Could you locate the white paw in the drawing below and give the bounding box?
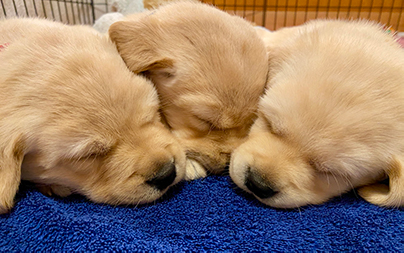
[184,159,207,181]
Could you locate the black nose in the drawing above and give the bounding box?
[245,169,278,199]
[146,161,177,191]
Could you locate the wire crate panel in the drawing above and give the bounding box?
[203,0,404,31]
[0,0,109,24]
[2,0,403,29]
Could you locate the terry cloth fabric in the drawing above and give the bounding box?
[0,175,403,251]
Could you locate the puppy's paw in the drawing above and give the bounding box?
[185,159,207,180]
[0,201,12,215]
[358,184,391,206]
[358,156,404,207]
[37,184,73,197]
[0,135,25,214]
[0,187,17,214]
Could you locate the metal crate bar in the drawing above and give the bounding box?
[203,0,404,31]
[0,0,107,24]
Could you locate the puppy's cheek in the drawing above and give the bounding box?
[262,176,337,209]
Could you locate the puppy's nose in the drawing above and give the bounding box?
[245,169,278,199]
[147,161,177,191]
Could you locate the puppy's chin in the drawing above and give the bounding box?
[230,150,332,208]
[168,116,251,176]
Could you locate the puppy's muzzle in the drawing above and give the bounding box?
[245,169,278,199]
[146,161,177,191]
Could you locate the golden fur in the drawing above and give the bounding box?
[0,18,186,214]
[230,20,404,208]
[108,1,269,179]
[143,0,183,9]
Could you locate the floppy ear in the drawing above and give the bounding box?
[66,138,114,160]
[108,17,175,82]
[0,135,25,214]
[257,99,287,137]
[358,156,404,207]
[257,26,298,73]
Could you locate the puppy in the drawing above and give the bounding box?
[0,18,186,214]
[230,20,404,208]
[108,1,269,179]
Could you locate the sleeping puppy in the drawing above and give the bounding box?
[108,1,269,179]
[0,18,186,214]
[230,20,404,208]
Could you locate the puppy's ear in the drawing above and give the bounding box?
[258,99,286,137]
[358,156,404,207]
[258,26,297,71]
[66,137,114,160]
[108,18,175,81]
[0,135,25,214]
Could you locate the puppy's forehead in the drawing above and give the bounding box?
[138,2,269,89]
[151,2,266,51]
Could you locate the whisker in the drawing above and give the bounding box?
[340,173,358,198]
[134,199,142,209]
[329,171,343,198]
[326,171,331,187]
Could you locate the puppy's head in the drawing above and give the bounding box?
[22,68,186,206]
[230,20,404,208]
[230,94,389,208]
[109,1,268,174]
[0,27,187,212]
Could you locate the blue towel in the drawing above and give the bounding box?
[1,175,403,251]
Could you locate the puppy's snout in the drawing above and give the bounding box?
[146,161,177,191]
[245,169,278,199]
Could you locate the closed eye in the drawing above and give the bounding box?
[193,115,217,132]
[78,145,113,161]
[79,149,111,161]
[79,152,102,160]
[263,116,283,137]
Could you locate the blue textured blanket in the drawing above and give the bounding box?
[1,175,403,251]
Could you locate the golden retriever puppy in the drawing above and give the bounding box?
[108,1,269,179]
[230,20,404,208]
[0,18,186,214]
